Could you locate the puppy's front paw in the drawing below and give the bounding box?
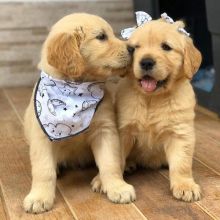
[91,175,136,203]
[105,181,136,204]
[23,191,55,214]
[171,179,201,202]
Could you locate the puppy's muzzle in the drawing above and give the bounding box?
[140,58,156,72]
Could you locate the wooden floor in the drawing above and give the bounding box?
[0,87,220,220]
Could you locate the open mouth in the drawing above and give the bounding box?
[139,75,168,92]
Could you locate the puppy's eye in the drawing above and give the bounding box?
[161,43,172,51]
[96,33,107,41]
[127,45,135,54]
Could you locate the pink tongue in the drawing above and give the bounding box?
[140,78,157,92]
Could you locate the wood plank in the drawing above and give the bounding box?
[194,110,220,173]
[3,87,33,119]
[196,105,219,120]
[126,169,212,220]
[57,168,145,220]
[0,72,38,88]
[0,192,7,220]
[195,111,220,143]
[160,160,220,219]
[195,129,220,174]
[0,89,74,220]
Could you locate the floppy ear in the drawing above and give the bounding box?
[183,39,202,79]
[47,32,85,78]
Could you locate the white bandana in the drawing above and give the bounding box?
[34,71,104,141]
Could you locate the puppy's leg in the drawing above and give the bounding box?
[119,127,136,172]
[23,138,57,213]
[91,127,136,192]
[165,131,201,202]
[89,94,136,203]
[91,127,136,203]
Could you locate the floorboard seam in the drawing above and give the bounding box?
[195,202,219,220]
[158,171,218,220]
[0,180,10,220]
[196,127,220,144]
[56,183,79,220]
[2,89,23,125]
[131,203,149,220]
[194,157,220,176]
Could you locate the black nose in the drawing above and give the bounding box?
[140,58,156,71]
[127,45,135,54]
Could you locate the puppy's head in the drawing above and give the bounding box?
[128,19,202,95]
[39,13,131,81]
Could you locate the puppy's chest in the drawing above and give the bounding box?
[132,106,170,132]
[130,107,172,148]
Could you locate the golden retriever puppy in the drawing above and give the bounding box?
[23,13,135,214]
[116,19,202,202]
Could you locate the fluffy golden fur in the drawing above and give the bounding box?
[23,13,135,214]
[116,19,202,202]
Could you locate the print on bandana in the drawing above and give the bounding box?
[34,71,104,141]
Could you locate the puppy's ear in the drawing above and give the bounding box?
[47,32,85,78]
[174,20,185,28]
[183,39,202,79]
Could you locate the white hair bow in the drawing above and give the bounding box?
[121,11,152,39]
[161,12,190,36]
[121,11,190,39]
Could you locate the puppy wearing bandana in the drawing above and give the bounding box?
[23,13,135,214]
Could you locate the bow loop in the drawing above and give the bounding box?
[121,27,136,40]
[161,13,174,24]
[178,27,190,36]
[121,11,152,39]
[135,11,152,26]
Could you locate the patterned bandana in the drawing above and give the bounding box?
[34,71,104,141]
